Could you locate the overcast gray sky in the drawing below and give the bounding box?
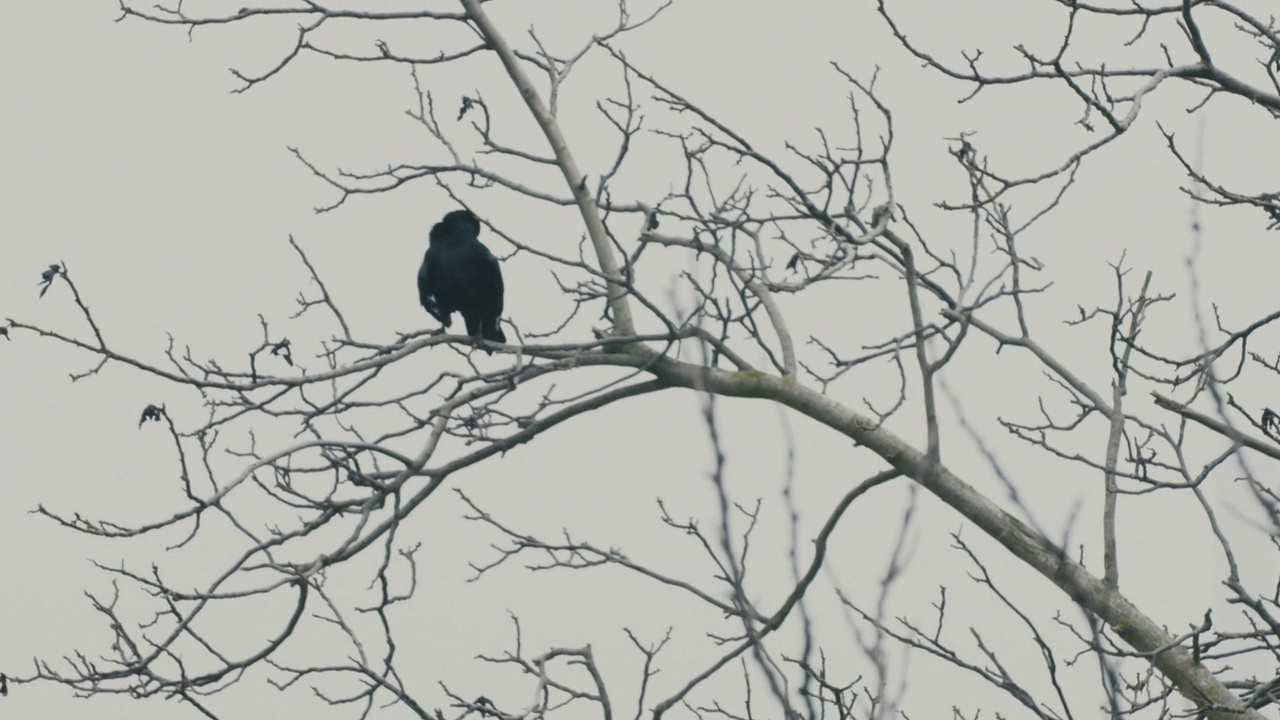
[4,2,1280,719]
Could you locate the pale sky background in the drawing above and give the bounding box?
[3,2,1280,719]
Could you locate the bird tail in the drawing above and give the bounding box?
[482,318,506,344]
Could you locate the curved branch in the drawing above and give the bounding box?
[641,352,1263,720]
[460,0,636,335]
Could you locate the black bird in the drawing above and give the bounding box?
[417,209,506,352]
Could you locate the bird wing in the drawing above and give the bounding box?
[477,244,504,316]
[417,251,446,323]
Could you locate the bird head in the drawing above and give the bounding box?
[431,209,481,244]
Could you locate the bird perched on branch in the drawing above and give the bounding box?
[417,209,507,352]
